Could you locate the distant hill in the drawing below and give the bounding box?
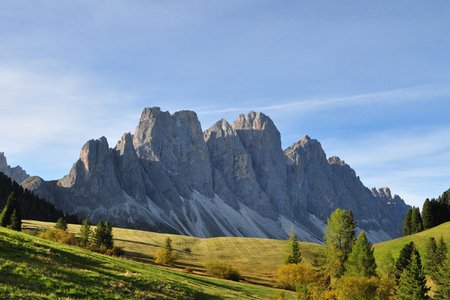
[373,221,450,262]
[0,226,293,299]
[0,172,76,223]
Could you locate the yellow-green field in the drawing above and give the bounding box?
[23,220,450,288]
[23,220,321,286]
[0,226,296,299]
[373,221,450,262]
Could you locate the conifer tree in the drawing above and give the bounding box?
[434,255,450,300]
[285,228,302,264]
[9,209,21,231]
[403,209,412,236]
[378,251,396,278]
[344,231,377,277]
[395,241,417,282]
[424,237,439,280]
[94,220,113,249]
[324,208,356,278]
[437,236,447,265]
[0,192,21,231]
[55,217,68,231]
[422,199,432,229]
[397,252,429,300]
[79,219,92,247]
[411,207,423,233]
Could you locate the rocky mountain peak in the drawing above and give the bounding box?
[80,137,110,173]
[285,135,327,165]
[328,156,347,166]
[0,152,30,184]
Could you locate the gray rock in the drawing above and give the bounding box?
[22,107,410,242]
[0,152,30,183]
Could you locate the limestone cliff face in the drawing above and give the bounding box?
[0,152,29,184]
[22,107,410,242]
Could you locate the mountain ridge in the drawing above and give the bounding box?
[22,107,410,242]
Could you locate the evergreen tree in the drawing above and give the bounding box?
[55,217,68,231]
[9,209,21,231]
[403,209,412,236]
[395,241,417,283]
[411,207,423,233]
[434,255,450,300]
[344,231,377,277]
[94,220,113,249]
[397,252,430,300]
[424,237,439,280]
[79,219,92,247]
[0,192,21,231]
[165,237,173,252]
[421,199,433,229]
[437,236,447,265]
[285,228,302,264]
[324,208,356,278]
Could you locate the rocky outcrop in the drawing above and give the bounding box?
[22,107,410,242]
[0,152,29,184]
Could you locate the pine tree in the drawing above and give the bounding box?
[403,209,412,236]
[397,252,430,300]
[94,220,113,249]
[437,236,447,265]
[344,231,377,277]
[79,219,92,247]
[395,241,417,283]
[0,192,21,231]
[324,208,356,278]
[9,209,21,231]
[285,228,302,264]
[422,199,432,229]
[55,217,68,231]
[434,255,450,300]
[424,237,439,280]
[411,207,423,233]
[165,237,173,252]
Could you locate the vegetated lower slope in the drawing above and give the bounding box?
[0,226,294,299]
[373,221,450,262]
[24,220,321,286]
[0,172,76,223]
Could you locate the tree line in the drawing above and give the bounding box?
[277,208,449,299]
[0,172,77,223]
[403,188,450,236]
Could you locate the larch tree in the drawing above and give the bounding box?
[79,219,92,247]
[324,208,356,278]
[55,217,68,231]
[344,231,377,277]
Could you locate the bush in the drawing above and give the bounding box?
[335,276,379,300]
[155,248,177,265]
[276,263,320,291]
[205,261,240,281]
[38,228,78,245]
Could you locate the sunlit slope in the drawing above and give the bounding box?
[373,222,450,261]
[0,226,295,299]
[24,220,322,285]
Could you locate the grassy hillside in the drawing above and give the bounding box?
[0,226,295,299]
[373,221,450,262]
[23,220,321,286]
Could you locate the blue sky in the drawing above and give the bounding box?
[0,1,449,207]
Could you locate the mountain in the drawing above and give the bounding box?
[0,152,29,184]
[22,107,410,242]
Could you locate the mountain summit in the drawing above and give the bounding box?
[22,107,409,242]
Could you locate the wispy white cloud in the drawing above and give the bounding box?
[0,64,139,178]
[196,84,450,116]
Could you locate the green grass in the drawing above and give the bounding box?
[23,220,322,286]
[0,226,295,299]
[373,222,450,262]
